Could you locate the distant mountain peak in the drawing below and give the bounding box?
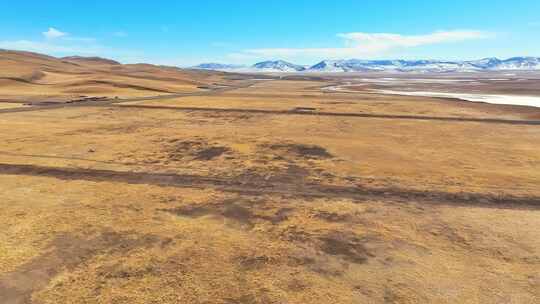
[193,56,540,73]
[308,57,540,72]
[61,56,121,65]
[192,63,246,70]
[252,60,306,72]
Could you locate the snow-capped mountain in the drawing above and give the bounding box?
[252,60,306,72]
[192,60,305,72]
[466,58,502,69]
[308,57,540,72]
[192,63,247,70]
[397,60,476,72]
[193,57,540,73]
[309,60,358,72]
[494,57,540,70]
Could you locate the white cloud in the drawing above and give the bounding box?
[0,28,155,65]
[42,27,95,42]
[0,40,104,54]
[232,30,492,61]
[43,27,67,39]
[0,28,105,56]
[338,30,490,50]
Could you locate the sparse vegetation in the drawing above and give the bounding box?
[0,50,539,304]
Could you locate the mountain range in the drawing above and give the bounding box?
[193,57,540,73]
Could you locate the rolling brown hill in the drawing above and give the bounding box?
[0,49,232,103]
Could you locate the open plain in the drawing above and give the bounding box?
[0,50,539,303]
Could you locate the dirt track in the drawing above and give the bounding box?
[3,79,539,125]
[111,104,540,125]
[0,163,538,209]
[0,82,255,114]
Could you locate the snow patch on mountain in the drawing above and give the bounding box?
[194,57,540,73]
[252,60,306,72]
[307,57,540,72]
[192,63,247,70]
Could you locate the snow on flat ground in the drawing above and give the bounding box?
[375,90,540,108]
[359,78,474,84]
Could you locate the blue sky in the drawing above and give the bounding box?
[1,1,539,66]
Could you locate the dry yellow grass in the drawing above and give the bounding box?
[0,51,539,304]
[0,103,26,110]
[0,50,237,102]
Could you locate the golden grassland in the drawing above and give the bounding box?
[0,50,539,303]
[0,49,234,102]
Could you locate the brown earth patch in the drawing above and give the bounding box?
[257,207,294,224]
[0,231,168,304]
[236,255,277,270]
[222,204,254,224]
[292,107,317,111]
[222,294,261,304]
[195,146,230,161]
[318,232,375,264]
[187,111,260,124]
[314,210,354,222]
[286,278,309,292]
[159,197,292,227]
[278,227,377,269]
[160,205,211,218]
[266,143,333,159]
[166,138,231,161]
[283,244,348,277]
